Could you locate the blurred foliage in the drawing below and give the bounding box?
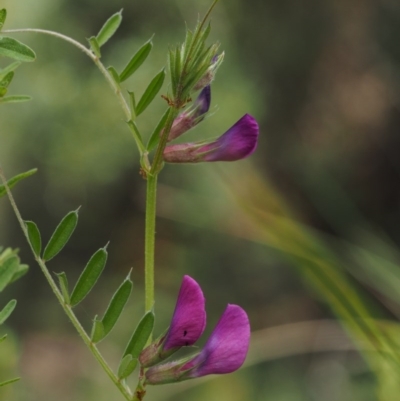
[3,0,400,400]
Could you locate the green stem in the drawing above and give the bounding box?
[2,28,135,138]
[0,168,133,401]
[144,174,157,312]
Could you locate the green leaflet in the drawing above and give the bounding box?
[117,354,138,379]
[0,168,37,199]
[0,299,16,325]
[123,311,154,358]
[119,38,153,82]
[91,278,133,343]
[96,10,122,47]
[70,247,108,306]
[135,69,165,116]
[0,36,36,62]
[43,208,79,261]
[25,221,41,257]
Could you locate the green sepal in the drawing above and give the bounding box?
[117,354,138,379]
[0,299,16,325]
[0,168,37,199]
[96,10,122,47]
[24,220,41,257]
[147,108,170,152]
[56,272,70,304]
[91,316,105,343]
[92,277,133,343]
[0,256,18,292]
[0,95,31,104]
[0,9,6,31]
[0,377,20,387]
[88,36,101,58]
[119,38,153,82]
[70,246,108,307]
[123,310,154,358]
[135,69,165,116]
[42,208,80,262]
[0,71,14,88]
[0,36,36,62]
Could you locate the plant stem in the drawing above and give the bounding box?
[0,168,133,400]
[2,29,134,139]
[144,173,157,312]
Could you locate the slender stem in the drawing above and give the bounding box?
[0,168,133,401]
[144,174,158,312]
[2,28,132,123]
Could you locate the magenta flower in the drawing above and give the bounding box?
[145,304,250,385]
[167,85,211,141]
[163,114,259,163]
[139,275,206,367]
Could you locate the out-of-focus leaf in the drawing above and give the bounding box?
[43,208,79,262]
[0,9,6,31]
[119,38,153,82]
[0,299,16,325]
[0,37,36,62]
[117,354,138,379]
[0,256,18,292]
[0,168,37,199]
[25,221,41,257]
[9,264,28,284]
[70,246,108,306]
[135,69,165,116]
[0,95,31,104]
[123,311,154,358]
[0,377,20,387]
[96,10,122,47]
[0,71,14,88]
[0,86,7,97]
[0,61,20,81]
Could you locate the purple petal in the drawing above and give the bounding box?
[200,114,259,162]
[184,304,250,377]
[163,275,206,350]
[168,86,211,141]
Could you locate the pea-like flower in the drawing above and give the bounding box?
[139,275,206,367]
[163,114,259,163]
[167,85,211,141]
[145,304,250,385]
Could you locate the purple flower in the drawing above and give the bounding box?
[139,275,206,367]
[163,114,259,163]
[145,304,250,385]
[167,86,211,141]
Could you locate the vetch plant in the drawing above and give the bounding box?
[0,1,257,400]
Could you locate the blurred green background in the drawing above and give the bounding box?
[2,0,400,400]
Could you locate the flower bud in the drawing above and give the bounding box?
[167,86,211,141]
[193,52,224,91]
